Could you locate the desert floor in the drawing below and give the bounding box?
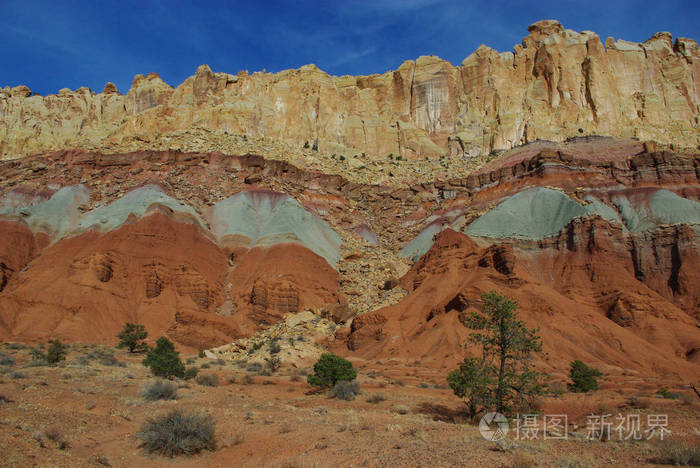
[1,343,698,467]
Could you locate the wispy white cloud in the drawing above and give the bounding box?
[329,46,377,68]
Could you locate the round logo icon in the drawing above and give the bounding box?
[479,412,509,441]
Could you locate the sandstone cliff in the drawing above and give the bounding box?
[1,20,698,162]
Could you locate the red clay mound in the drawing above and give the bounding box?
[0,212,344,351]
[0,213,234,349]
[340,228,700,386]
[225,243,344,335]
[0,221,49,296]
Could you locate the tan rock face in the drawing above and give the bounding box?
[1,20,698,161]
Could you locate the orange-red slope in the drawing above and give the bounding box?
[226,243,344,335]
[340,228,700,385]
[0,221,49,294]
[0,213,342,351]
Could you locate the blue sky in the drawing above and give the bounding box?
[1,0,698,96]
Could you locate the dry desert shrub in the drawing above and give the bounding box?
[510,451,537,468]
[650,439,700,466]
[680,392,696,406]
[626,395,649,409]
[196,373,219,387]
[88,454,111,466]
[366,393,387,404]
[86,347,124,366]
[140,380,178,401]
[329,380,361,401]
[44,426,69,450]
[554,456,597,468]
[136,409,216,457]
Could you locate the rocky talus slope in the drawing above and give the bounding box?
[1,20,698,168]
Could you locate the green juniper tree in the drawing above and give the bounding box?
[142,337,185,379]
[46,340,67,364]
[448,291,544,417]
[568,360,602,392]
[116,323,148,353]
[307,353,357,388]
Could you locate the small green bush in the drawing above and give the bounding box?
[184,367,198,380]
[307,353,357,388]
[27,351,48,367]
[142,337,185,379]
[0,353,15,367]
[136,409,216,457]
[196,374,218,387]
[656,388,681,399]
[246,362,263,373]
[568,360,602,393]
[116,323,148,353]
[329,380,361,401]
[141,380,178,401]
[46,340,67,364]
[27,340,66,366]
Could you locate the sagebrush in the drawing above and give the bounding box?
[136,409,216,457]
[329,380,361,401]
[140,380,178,401]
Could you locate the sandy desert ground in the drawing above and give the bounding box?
[1,342,698,467]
